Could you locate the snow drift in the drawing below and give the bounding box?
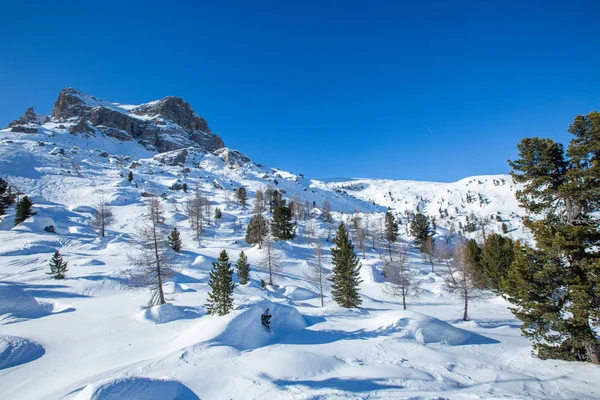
[0,283,48,322]
[74,377,199,400]
[0,335,45,370]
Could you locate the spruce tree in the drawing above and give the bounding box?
[464,239,484,288]
[214,207,222,219]
[206,250,235,316]
[271,205,296,241]
[128,171,133,183]
[245,214,268,247]
[504,112,600,363]
[409,213,431,250]
[236,251,250,285]
[0,178,15,216]
[329,223,363,308]
[14,196,34,226]
[48,250,68,279]
[167,227,182,253]
[480,233,514,292]
[384,209,399,261]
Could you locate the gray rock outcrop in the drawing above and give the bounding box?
[50,88,224,153]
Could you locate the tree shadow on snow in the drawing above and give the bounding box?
[5,281,91,299]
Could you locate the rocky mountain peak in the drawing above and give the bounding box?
[46,88,224,153]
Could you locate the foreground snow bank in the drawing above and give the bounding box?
[0,283,48,322]
[177,299,307,351]
[74,377,199,400]
[0,335,45,370]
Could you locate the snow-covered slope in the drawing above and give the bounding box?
[0,109,598,400]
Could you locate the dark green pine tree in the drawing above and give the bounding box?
[206,250,235,316]
[384,209,399,260]
[236,251,250,285]
[214,207,222,219]
[127,171,134,183]
[464,239,485,289]
[48,250,68,279]
[329,223,363,308]
[14,195,34,226]
[409,213,431,250]
[480,233,514,292]
[0,178,15,215]
[270,205,296,241]
[504,112,600,364]
[167,227,182,253]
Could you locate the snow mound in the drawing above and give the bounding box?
[384,312,496,346]
[0,283,48,321]
[283,285,318,301]
[74,377,199,400]
[79,259,106,266]
[0,335,45,370]
[212,300,307,350]
[12,215,56,233]
[133,303,185,324]
[163,282,194,294]
[178,299,307,351]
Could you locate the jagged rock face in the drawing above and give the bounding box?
[52,88,93,120]
[132,96,210,133]
[8,107,46,133]
[215,148,251,168]
[49,88,224,153]
[153,148,188,166]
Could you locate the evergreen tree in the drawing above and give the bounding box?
[128,171,133,183]
[48,250,68,279]
[245,214,268,247]
[236,251,250,285]
[14,195,34,226]
[464,239,485,288]
[384,209,399,261]
[167,227,182,253]
[270,205,296,241]
[214,207,222,219]
[480,233,514,292]
[182,183,188,193]
[329,223,363,308]
[0,178,15,215]
[206,250,235,316]
[504,112,600,364]
[409,213,431,250]
[501,222,509,234]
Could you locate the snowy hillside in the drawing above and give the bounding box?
[1,93,599,400]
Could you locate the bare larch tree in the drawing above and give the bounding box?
[124,196,177,307]
[90,194,114,237]
[443,241,487,321]
[383,244,422,310]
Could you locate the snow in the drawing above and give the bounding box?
[0,283,48,323]
[74,377,199,400]
[0,126,599,399]
[0,335,45,370]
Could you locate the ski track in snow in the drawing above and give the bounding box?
[0,128,599,399]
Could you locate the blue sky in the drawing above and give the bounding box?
[1,1,599,181]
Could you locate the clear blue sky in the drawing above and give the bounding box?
[1,1,599,182]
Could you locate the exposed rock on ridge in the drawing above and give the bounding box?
[49,88,224,153]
